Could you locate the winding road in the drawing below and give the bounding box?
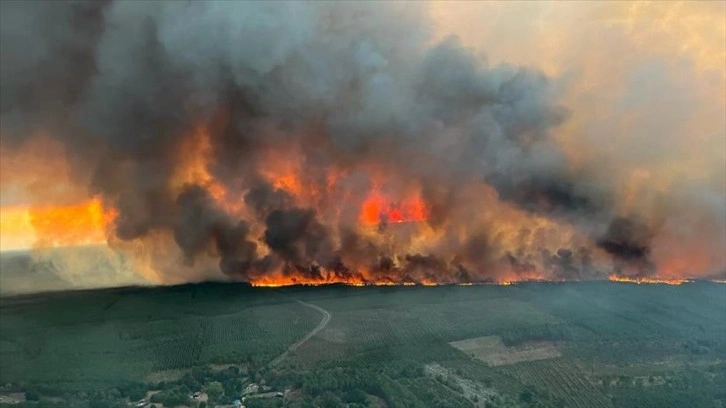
[268,298,331,367]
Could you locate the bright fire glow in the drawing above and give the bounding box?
[0,198,116,250]
[360,189,428,225]
[608,275,692,285]
[249,276,519,287]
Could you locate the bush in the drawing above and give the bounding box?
[25,389,40,401]
[205,381,224,403]
[344,389,367,404]
[519,390,533,403]
[163,391,189,407]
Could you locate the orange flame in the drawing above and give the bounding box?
[608,274,691,285]
[249,275,518,287]
[360,189,428,225]
[0,197,118,250]
[173,127,229,204]
[249,270,376,287]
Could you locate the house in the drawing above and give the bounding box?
[233,400,242,408]
[242,384,259,395]
[190,392,208,402]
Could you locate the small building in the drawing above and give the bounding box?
[233,400,242,408]
[242,384,259,395]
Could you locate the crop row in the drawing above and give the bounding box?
[502,359,612,408]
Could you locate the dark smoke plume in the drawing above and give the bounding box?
[596,216,655,276]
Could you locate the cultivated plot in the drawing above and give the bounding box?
[449,335,561,366]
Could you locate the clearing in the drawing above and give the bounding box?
[449,335,561,366]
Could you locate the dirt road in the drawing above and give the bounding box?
[268,298,330,367]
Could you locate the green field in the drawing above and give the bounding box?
[1,282,725,408]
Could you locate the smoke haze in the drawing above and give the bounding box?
[1,1,724,288]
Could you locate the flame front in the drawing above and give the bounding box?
[608,275,692,286]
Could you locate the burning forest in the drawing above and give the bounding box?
[0,1,724,288]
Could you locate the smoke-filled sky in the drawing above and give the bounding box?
[0,1,724,288]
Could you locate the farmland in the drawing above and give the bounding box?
[0,281,725,407]
[449,336,561,366]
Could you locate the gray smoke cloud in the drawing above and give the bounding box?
[2,0,712,284]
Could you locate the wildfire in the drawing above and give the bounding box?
[248,272,520,287]
[360,189,428,225]
[608,275,692,285]
[0,131,717,288]
[250,276,726,287]
[0,197,117,250]
[173,128,230,205]
[250,276,726,288]
[250,280,522,287]
[258,147,310,203]
[30,198,117,248]
[250,274,378,287]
